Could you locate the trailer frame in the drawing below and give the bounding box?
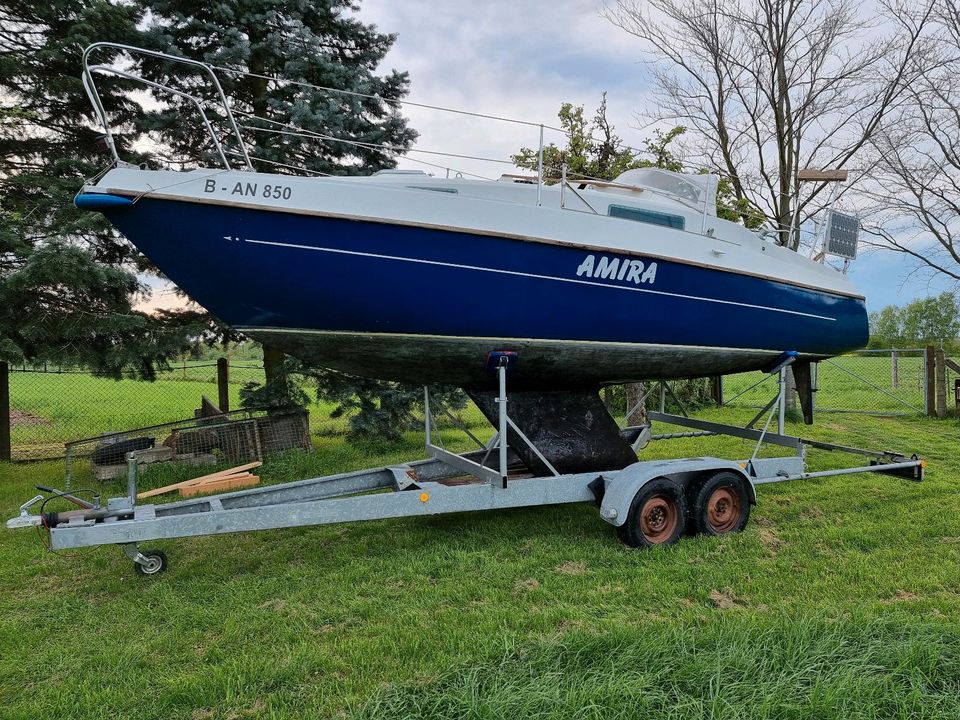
[7,361,924,574]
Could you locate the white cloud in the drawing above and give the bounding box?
[359,0,655,177]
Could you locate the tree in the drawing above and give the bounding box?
[603,0,935,250]
[868,294,960,349]
[0,1,211,376]
[860,5,960,288]
[138,0,417,176]
[512,94,764,226]
[868,305,904,348]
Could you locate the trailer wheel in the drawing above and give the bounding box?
[134,549,168,576]
[691,472,750,536]
[618,478,687,548]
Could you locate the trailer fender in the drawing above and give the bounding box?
[599,458,755,527]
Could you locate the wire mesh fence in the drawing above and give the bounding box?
[5,360,268,461]
[723,348,928,416]
[0,347,945,464]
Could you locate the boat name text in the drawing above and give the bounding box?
[576,255,657,285]
[204,179,292,200]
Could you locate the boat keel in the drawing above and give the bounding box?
[466,388,638,474]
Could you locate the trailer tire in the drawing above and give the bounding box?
[134,549,168,576]
[617,478,687,548]
[691,471,750,536]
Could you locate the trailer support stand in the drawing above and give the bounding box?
[497,358,508,488]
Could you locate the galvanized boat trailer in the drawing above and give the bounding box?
[7,360,924,575]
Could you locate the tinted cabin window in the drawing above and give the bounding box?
[608,204,685,230]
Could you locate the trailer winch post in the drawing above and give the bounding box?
[126,452,138,507]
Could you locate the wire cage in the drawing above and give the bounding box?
[64,407,310,490]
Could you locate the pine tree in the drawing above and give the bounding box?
[138,0,416,175]
[0,1,211,376]
[132,0,440,435]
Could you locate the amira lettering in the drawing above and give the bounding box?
[576,254,657,285]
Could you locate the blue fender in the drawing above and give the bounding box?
[599,457,755,527]
[74,192,135,210]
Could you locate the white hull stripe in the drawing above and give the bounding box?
[242,238,837,322]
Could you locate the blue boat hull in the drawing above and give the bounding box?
[100,197,868,388]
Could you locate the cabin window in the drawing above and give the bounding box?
[608,204,685,230]
[408,186,458,194]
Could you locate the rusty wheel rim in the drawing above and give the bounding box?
[639,494,678,543]
[706,486,741,533]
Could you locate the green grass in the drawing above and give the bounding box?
[1,408,959,719]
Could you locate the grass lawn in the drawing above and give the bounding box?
[1,408,959,719]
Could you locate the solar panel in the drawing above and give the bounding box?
[824,210,859,260]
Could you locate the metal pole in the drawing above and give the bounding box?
[126,453,138,507]
[560,162,567,209]
[778,368,786,435]
[423,386,431,447]
[498,362,508,488]
[536,124,544,207]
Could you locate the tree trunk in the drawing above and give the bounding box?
[624,382,648,426]
[263,345,285,384]
[784,366,797,412]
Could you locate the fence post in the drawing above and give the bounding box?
[710,376,723,407]
[936,347,947,418]
[217,357,230,413]
[0,361,9,461]
[925,345,936,417]
[891,349,899,389]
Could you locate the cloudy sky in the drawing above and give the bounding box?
[141,0,949,313]
[360,0,651,181]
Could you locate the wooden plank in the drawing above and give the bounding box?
[192,472,254,485]
[180,474,260,497]
[797,169,849,182]
[137,461,262,499]
[926,346,937,417]
[944,357,960,375]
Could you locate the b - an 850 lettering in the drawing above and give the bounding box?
[203,179,291,200]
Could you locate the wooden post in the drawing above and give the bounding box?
[0,361,9,461]
[891,349,899,390]
[783,366,797,412]
[217,357,230,413]
[936,348,947,418]
[926,346,937,417]
[263,346,285,384]
[710,375,723,407]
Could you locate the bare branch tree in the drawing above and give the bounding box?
[603,0,935,250]
[861,3,960,289]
